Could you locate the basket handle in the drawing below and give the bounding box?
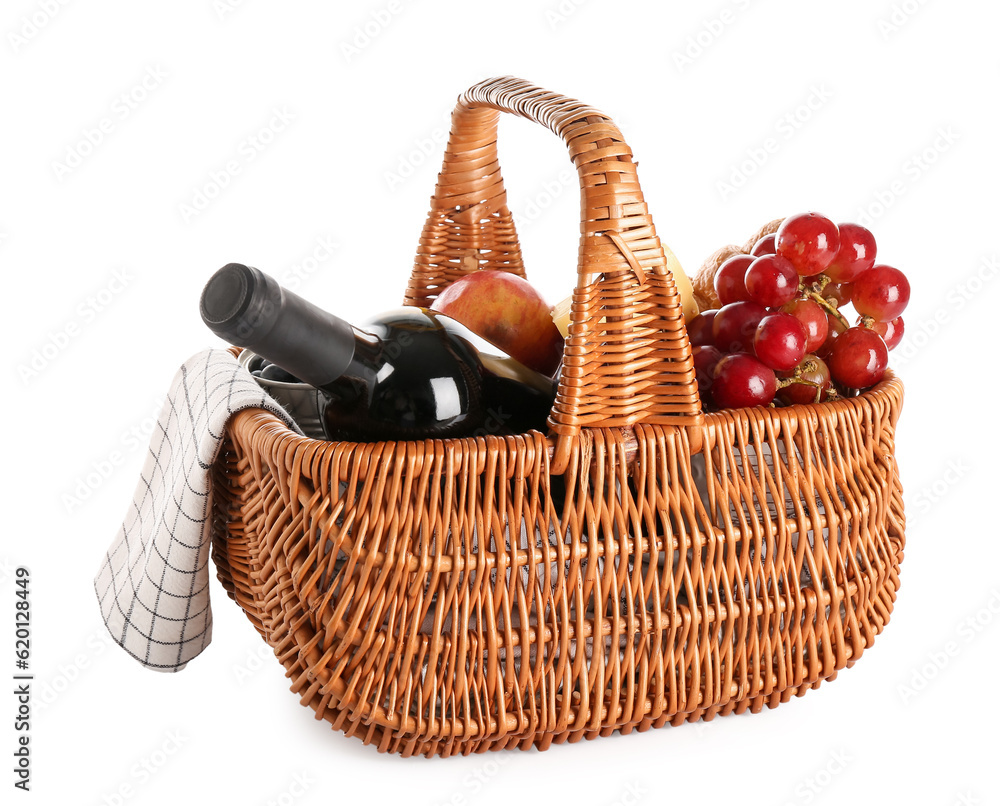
[405,76,702,473]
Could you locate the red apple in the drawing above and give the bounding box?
[430,270,564,376]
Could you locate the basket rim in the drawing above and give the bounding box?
[225,368,903,454]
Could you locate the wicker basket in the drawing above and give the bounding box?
[209,76,905,758]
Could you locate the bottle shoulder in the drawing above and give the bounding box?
[365,306,554,395]
[366,307,504,358]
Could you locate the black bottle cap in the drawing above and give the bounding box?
[200,263,283,346]
[200,263,357,387]
[200,263,252,328]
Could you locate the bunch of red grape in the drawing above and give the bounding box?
[689,212,909,410]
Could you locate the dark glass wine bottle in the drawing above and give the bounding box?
[200,263,556,442]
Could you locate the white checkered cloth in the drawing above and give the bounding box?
[94,348,302,672]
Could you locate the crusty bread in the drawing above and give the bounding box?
[692,217,785,311]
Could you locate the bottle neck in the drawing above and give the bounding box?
[336,327,383,386]
[201,264,365,388]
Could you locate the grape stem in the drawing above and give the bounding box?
[796,358,818,376]
[800,275,850,330]
[776,377,821,390]
[774,376,824,405]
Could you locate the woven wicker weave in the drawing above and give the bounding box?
[210,77,905,758]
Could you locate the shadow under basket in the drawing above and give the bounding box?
[208,77,905,758]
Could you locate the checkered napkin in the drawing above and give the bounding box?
[94,348,302,672]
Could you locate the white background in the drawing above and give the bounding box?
[2,0,997,804]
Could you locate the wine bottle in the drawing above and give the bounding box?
[200,264,557,442]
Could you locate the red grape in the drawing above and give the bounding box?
[713,301,768,354]
[751,234,777,256]
[712,354,777,409]
[754,312,807,371]
[816,313,847,358]
[714,254,755,305]
[828,327,888,389]
[868,316,904,350]
[692,345,722,398]
[688,310,719,347]
[824,281,853,308]
[744,254,800,307]
[852,264,910,321]
[777,354,831,405]
[776,212,841,276]
[825,223,877,282]
[781,298,829,353]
